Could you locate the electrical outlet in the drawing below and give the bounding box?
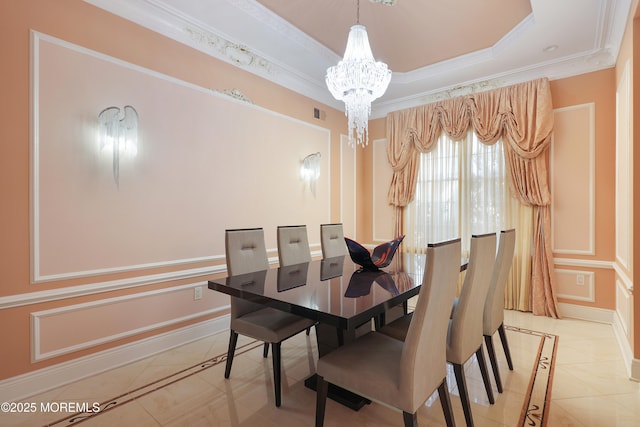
[576,274,584,286]
[194,286,203,300]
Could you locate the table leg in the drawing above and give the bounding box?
[304,374,370,411]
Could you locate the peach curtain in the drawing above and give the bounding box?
[386,78,559,318]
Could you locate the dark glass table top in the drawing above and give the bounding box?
[207,253,440,330]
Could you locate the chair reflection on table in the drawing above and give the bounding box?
[320,256,345,280]
[277,262,309,292]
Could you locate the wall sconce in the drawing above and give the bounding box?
[300,152,321,195]
[98,105,138,188]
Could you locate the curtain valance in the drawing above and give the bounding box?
[386,78,559,317]
[387,78,553,207]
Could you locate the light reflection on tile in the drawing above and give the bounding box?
[2,310,638,427]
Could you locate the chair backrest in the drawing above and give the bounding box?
[225,228,269,275]
[225,228,269,319]
[447,233,497,364]
[320,223,347,258]
[277,225,311,266]
[483,229,516,335]
[400,238,461,411]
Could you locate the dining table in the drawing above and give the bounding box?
[207,252,466,410]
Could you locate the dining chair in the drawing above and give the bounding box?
[277,225,313,335]
[483,229,516,393]
[277,225,312,266]
[224,228,316,407]
[319,223,347,258]
[315,238,462,427]
[447,232,497,427]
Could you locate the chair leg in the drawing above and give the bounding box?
[403,411,418,427]
[224,331,238,379]
[484,334,503,393]
[452,363,473,427]
[315,375,328,427]
[263,342,270,358]
[272,342,282,407]
[438,379,456,427]
[475,347,495,404]
[497,323,514,370]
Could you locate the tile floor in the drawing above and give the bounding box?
[2,310,639,426]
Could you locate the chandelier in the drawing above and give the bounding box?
[325,0,392,147]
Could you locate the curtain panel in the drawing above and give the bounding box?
[386,78,559,318]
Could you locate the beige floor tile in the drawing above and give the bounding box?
[4,310,637,426]
[81,401,161,426]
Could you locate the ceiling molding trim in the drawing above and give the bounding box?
[489,12,537,57]
[371,50,616,118]
[84,0,630,119]
[84,0,343,109]
[603,0,633,57]
[226,0,340,63]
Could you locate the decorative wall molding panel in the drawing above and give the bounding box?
[551,103,595,255]
[0,316,228,403]
[30,282,228,362]
[31,282,228,362]
[1,265,223,310]
[555,269,595,302]
[372,138,394,242]
[31,31,330,282]
[615,278,631,336]
[616,60,632,270]
[340,134,357,240]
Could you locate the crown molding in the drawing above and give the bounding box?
[84,0,631,118]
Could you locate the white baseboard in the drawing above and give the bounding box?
[559,302,639,382]
[558,302,615,323]
[0,315,230,403]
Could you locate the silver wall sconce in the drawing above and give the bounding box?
[300,152,321,195]
[98,105,138,188]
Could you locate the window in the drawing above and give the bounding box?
[403,130,517,256]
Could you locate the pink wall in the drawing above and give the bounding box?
[0,0,630,384]
[0,0,349,380]
[34,33,331,279]
[550,71,617,311]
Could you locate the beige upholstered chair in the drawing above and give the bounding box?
[277,225,312,266]
[224,228,316,407]
[320,223,347,258]
[447,232,497,427]
[483,229,516,393]
[277,225,313,335]
[380,233,498,426]
[315,239,462,427]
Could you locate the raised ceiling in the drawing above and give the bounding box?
[86,0,632,118]
[257,0,533,73]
